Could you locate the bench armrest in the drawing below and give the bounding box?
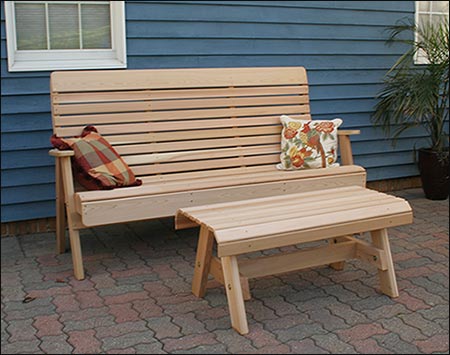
[337,130,360,166]
[49,149,74,157]
[338,130,360,136]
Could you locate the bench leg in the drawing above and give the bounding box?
[221,256,249,335]
[370,229,399,298]
[329,237,347,270]
[55,158,67,254]
[192,225,214,298]
[68,228,85,280]
[240,277,251,301]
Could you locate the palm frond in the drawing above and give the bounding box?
[371,17,449,152]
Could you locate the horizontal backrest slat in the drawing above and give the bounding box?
[54,114,311,137]
[53,105,308,126]
[54,95,308,115]
[124,144,280,166]
[115,135,282,155]
[132,154,280,176]
[54,85,308,104]
[51,67,310,176]
[51,67,307,92]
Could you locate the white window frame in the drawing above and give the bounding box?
[4,1,127,72]
[414,1,449,64]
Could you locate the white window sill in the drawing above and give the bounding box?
[9,58,127,72]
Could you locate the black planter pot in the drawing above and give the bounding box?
[418,148,449,200]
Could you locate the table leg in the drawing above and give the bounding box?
[370,229,399,298]
[221,256,249,334]
[192,225,215,298]
[329,237,347,270]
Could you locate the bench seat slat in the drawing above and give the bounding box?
[76,166,366,203]
[77,173,367,227]
[182,187,381,222]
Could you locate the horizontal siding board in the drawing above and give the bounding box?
[137,1,413,13]
[1,77,50,96]
[126,2,410,26]
[367,164,419,181]
[1,113,53,133]
[127,55,401,71]
[356,151,416,169]
[1,0,422,223]
[1,130,52,151]
[1,184,55,205]
[127,38,408,56]
[2,95,51,114]
[1,166,55,187]
[127,21,389,40]
[1,201,56,222]
[1,150,54,169]
[308,69,390,85]
[352,137,428,155]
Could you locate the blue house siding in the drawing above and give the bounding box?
[1,0,422,223]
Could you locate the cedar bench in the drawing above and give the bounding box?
[49,67,365,280]
[175,186,413,334]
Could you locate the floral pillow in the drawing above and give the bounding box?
[278,115,343,170]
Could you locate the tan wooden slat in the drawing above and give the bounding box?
[216,212,413,257]
[205,195,401,230]
[76,166,365,203]
[55,95,308,115]
[51,67,307,92]
[54,85,308,104]
[179,185,363,216]
[77,173,366,227]
[54,105,308,126]
[141,164,275,183]
[104,126,282,145]
[124,144,280,165]
[214,200,412,244]
[180,189,387,228]
[54,114,298,137]
[131,154,280,176]
[182,188,382,224]
[115,135,282,155]
[239,241,356,279]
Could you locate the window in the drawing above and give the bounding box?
[415,1,449,64]
[5,1,126,71]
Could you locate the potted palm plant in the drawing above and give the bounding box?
[372,18,449,200]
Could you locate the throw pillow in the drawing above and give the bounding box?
[278,115,343,170]
[51,125,142,190]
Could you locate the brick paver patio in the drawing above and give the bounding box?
[1,188,448,354]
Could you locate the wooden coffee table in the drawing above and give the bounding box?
[175,186,413,334]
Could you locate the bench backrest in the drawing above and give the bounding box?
[51,67,311,178]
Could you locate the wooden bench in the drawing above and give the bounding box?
[49,67,365,280]
[175,186,413,334]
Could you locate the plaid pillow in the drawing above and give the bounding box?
[51,126,142,190]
